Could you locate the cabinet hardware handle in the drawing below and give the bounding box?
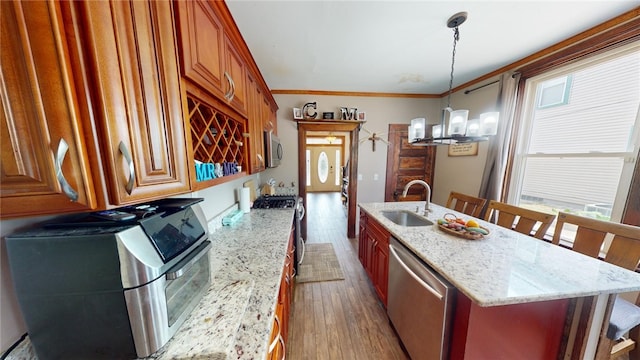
[118,141,135,195]
[229,76,236,101]
[55,138,79,201]
[269,315,282,353]
[223,71,233,100]
[278,333,286,360]
[389,244,445,300]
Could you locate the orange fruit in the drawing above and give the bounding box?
[466,219,479,228]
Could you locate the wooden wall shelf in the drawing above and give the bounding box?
[187,94,248,190]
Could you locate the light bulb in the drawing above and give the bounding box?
[432,124,442,138]
[480,112,499,136]
[410,118,426,139]
[448,110,468,136]
[466,119,480,136]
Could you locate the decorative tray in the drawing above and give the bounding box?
[437,224,490,240]
[437,213,490,240]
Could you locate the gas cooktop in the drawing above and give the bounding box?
[252,195,297,209]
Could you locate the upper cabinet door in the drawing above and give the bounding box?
[0,0,98,218]
[70,0,190,204]
[175,0,247,117]
[176,0,225,98]
[224,35,247,116]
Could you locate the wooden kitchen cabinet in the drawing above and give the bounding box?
[267,230,295,360]
[247,73,266,173]
[175,0,277,177]
[175,0,247,117]
[0,0,99,218]
[65,0,190,205]
[358,211,390,306]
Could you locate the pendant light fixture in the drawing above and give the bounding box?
[411,12,499,146]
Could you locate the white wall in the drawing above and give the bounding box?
[269,89,500,206]
[268,94,441,204]
[432,79,501,205]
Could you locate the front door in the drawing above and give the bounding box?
[308,145,341,192]
[384,124,437,201]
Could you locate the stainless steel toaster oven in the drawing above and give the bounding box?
[5,198,212,359]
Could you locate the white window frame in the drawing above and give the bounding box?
[509,43,640,231]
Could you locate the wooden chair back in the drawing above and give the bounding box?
[553,212,640,359]
[483,200,556,239]
[445,192,487,218]
[552,212,640,270]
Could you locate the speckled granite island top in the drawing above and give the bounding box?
[7,209,294,360]
[359,201,640,307]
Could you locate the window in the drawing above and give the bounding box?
[536,75,572,108]
[509,44,640,240]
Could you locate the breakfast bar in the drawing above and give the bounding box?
[359,201,640,359]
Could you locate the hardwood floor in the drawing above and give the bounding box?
[287,192,409,360]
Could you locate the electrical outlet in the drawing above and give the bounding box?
[358,174,363,181]
[373,173,379,181]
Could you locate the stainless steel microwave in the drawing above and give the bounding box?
[264,130,282,168]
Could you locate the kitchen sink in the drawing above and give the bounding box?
[381,210,434,227]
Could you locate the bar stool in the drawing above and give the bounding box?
[484,200,556,239]
[553,212,640,359]
[445,191,487,218]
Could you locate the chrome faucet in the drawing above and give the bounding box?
[402,180,432,214]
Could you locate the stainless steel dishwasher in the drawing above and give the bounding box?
[387,237,455,360]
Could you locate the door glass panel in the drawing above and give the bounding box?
[318,151,329,183]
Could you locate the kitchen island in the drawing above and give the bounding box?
[6,208,295,360]
[359,201,640,359]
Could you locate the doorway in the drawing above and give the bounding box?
[297,121,361,238]
[384,124,437,202]
[307,145,343,193]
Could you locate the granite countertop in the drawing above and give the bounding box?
[7,208,295,360]
[359,201,640,307]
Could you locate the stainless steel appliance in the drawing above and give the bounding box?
[264,130,283,168]
[5,199,212,360]
[252,195,305,270]
[387,237,455,360]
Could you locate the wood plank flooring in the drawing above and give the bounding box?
[287,192,409,360]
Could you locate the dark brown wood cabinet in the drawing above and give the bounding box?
[0,0,99,217]
[358,211,390,306]
[66,0,190,205]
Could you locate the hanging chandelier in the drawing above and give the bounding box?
[410,12,499,146]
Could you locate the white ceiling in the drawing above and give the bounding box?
[225,1,638,95]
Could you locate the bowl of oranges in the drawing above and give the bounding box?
[437,213,490,240]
